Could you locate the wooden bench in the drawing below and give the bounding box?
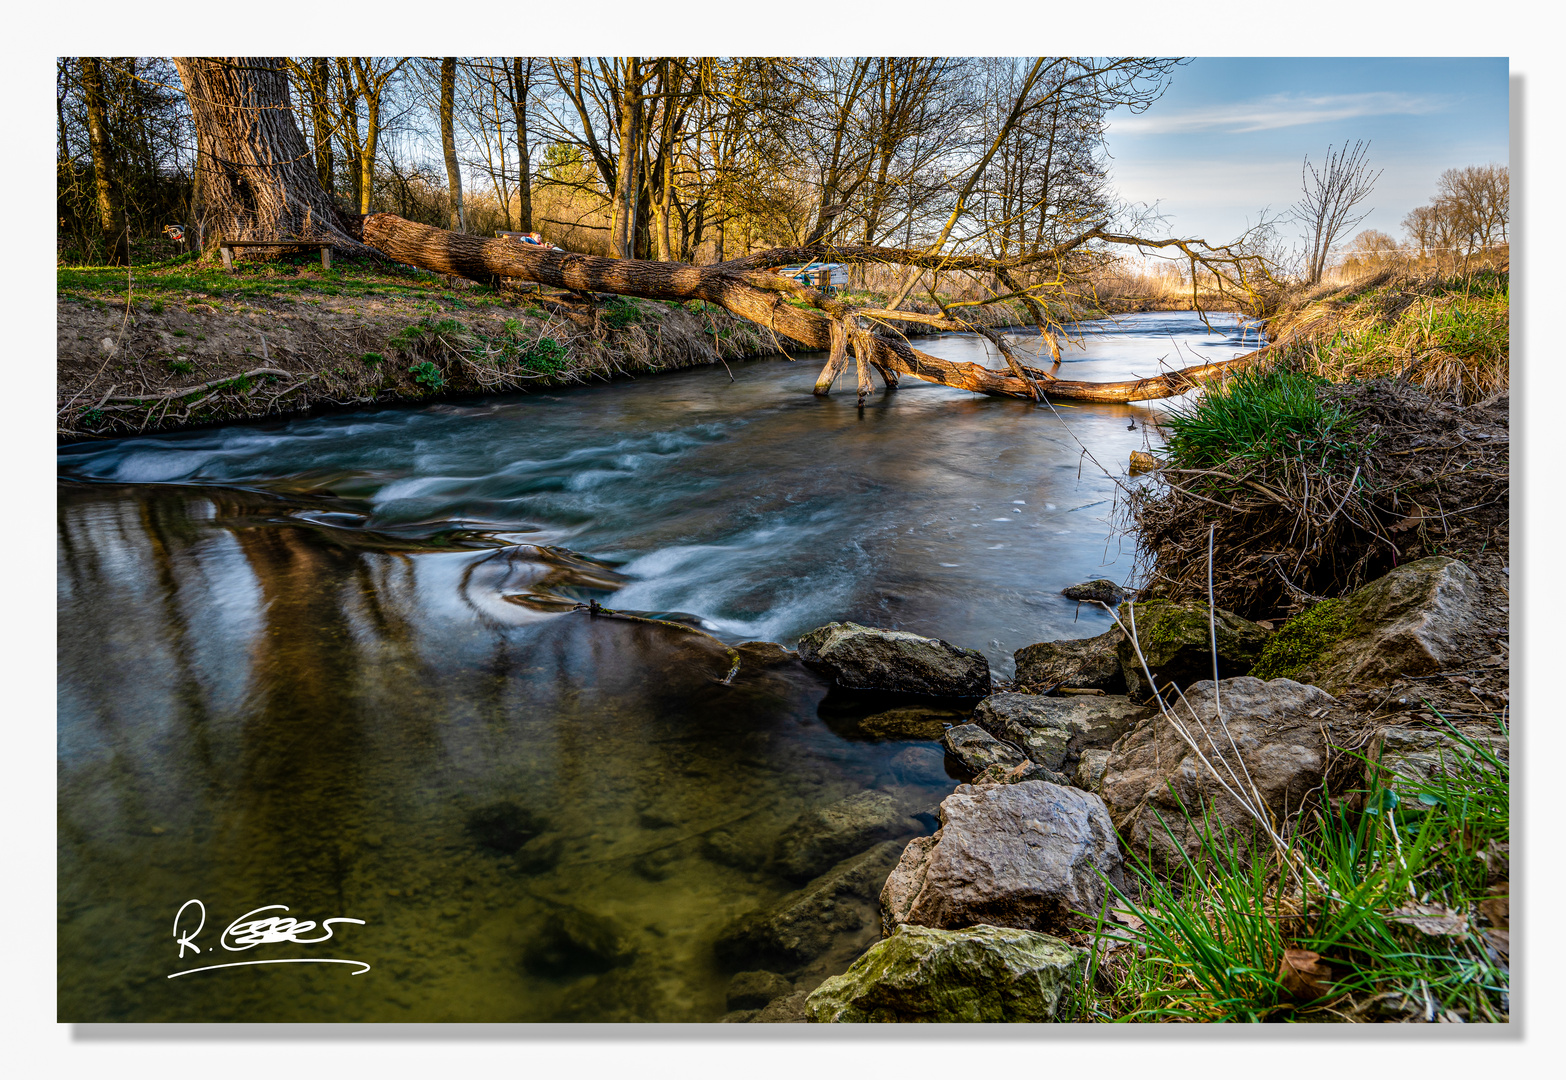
[218,237,333,271]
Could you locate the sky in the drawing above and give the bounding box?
[1102,57,1510,259]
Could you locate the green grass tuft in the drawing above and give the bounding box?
[1161,366,1369,474]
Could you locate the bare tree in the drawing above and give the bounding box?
[439,57,465,231]
[1292,140,1381,285]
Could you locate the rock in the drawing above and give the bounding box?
[805,923,1086,1023]
[1368,724,1508,795]
[718,1009,759,1023]
[886,746,950,786]
[972,692,1146,773]
[971,760,1066,786]
[752,990,811,1022]
[1309,557,1486,694]
[715,841,904,970]
[1062,579,1128,605]
[880,781,1124,935]
[1074,749,1111,794]
[1013,629,1126,693]
[941,723,1026,773]
[857,705,958,740]
[771,791,913,882]
[1114,600,1270,700]
[514,833,565,874]
[521,907,636,979]
[465,800,547,854]
[734,640,799,667]
[796,621,991,698]
[1099,676,1336,864]
[726,970,794,1011]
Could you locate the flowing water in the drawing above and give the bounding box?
[57,311,1262,1022]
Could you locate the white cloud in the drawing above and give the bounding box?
[1113,92,1449,135]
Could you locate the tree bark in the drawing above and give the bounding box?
[173,57,368,253]
[80,57,129,265]
[509,58,534,234]
[440,58,466,232]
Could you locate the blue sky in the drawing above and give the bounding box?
[1103,58,1510,257]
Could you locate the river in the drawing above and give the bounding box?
[56,310,1262,1021]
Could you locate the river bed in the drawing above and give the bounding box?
[57,311,1261,1022]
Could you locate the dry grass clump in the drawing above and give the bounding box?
[1127,369,1509,620]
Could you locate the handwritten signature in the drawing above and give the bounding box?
[168,899,370,978]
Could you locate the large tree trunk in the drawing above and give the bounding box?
[172,58,369,254]
[360,213,1262,403]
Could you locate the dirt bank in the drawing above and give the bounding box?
[57,256,1040,443]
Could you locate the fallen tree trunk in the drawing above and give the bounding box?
[362,212,1269,403]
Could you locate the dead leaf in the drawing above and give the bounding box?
[1388,903,1469,936]
[1278,948,1334,1001]
[1478,894,1508,929]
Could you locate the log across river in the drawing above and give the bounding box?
[56,312,1261,1022]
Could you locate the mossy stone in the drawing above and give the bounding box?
[805,923,1085,1022]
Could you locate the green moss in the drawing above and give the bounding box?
[1250,599,1352,681]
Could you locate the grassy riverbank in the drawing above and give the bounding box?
[1085,265,1510,1022]
[56,253,1074,442]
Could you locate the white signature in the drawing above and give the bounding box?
[168,899,370,978]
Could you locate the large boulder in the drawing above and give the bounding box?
[1013,628,1126,693]
[805,923,1086,1023]
[880,781,1124,935]
[715,841,904,970]
[941,723,1026,773]
[1115,600,1270,700]
[796,621,991,698]
[972,692,1147,774]
[771,790,914,882]
[1309,557,1486,694]
[1099,676,1337,865]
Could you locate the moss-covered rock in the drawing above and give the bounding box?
[1251,598,1352,681]
[805,923,1085,1022]
[1114,599,1270,699]
[1311,556,1484,694]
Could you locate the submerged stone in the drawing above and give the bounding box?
[521,907,637,979]
[715,841,905,970]
[805,923,1086,1023]
[771,790,912,882]
[465,800,547,854]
